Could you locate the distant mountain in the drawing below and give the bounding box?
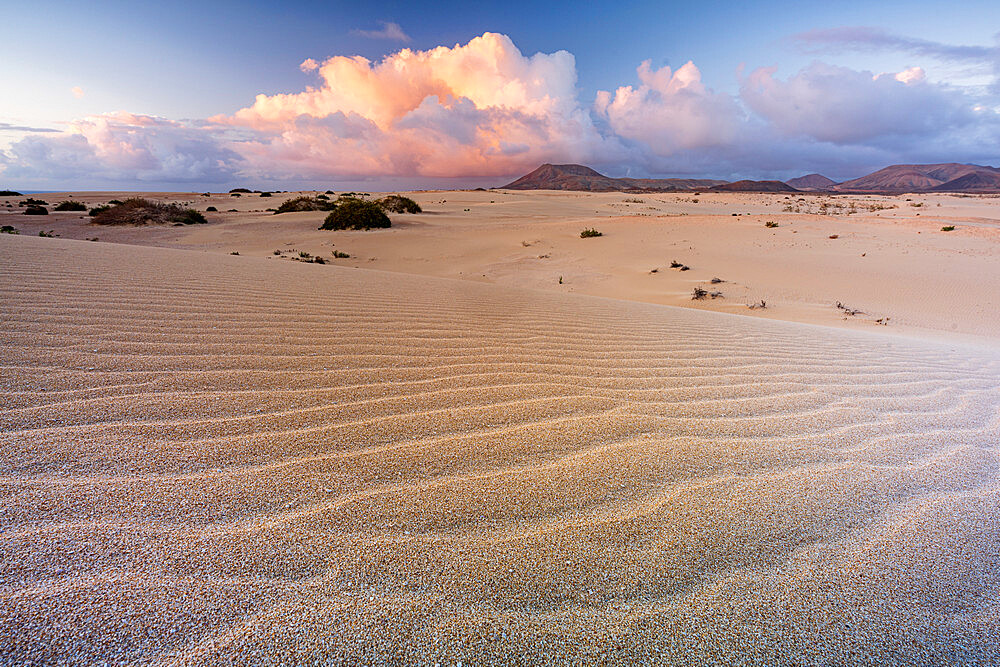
[710,180,798,193]
[500,164,725,192]
[834,163,1000,193]
[786,174,835,191]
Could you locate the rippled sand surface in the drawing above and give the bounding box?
[2,235,999,664]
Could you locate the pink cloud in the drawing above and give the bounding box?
[594,60,741,156]
[214,32,618,179]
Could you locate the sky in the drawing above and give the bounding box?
[1,0,999,190]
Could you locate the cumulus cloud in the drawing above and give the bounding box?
[2,112,240,184]
[740,61,974,144]
[4,30,1000,188]
[216,32,619,179]
[594,60,742,156]
[352,21,411,43]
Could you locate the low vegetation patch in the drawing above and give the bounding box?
[229,188,252,193]
[206,206,218,212]
[89,205,110,216]
[332,250,350,258]
[320,199,391,230]
[91,198,207,226]
[38,230,57,237]
[274,196,337,214]
[765,221,778,228]
[24,205,48,215]
[54,201,87,212]
[378,195,421,214]
[941,225,956,232]
[20,198,47,207]
[1,225,19,234]
[580,228,603,238]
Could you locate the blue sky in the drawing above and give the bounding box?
[2,0,999,189]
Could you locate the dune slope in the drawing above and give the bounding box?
[1,235,999,664]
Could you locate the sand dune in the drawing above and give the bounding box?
[2,234,999,664]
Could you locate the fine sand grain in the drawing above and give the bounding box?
[1,234,999,664]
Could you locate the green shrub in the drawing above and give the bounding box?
[20,198,47,206]
[24,205,48,215]
[54,201,87,211]
[580,228,602,238]
[378,194,421,213]
[320,199,391,230]
[1,225,18,234]
[91,198,207,226]
[765,221,778,228]
[89,205,111,216]
[273,196,336,214]
[941,225,956,232]
[332,250,350,258]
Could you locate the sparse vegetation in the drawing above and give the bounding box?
[19,198,47,207]
[299,251,311,258]
[89,205,111,216]
[91,198,207,226]
[38,230,57,237]
[332,250,350,258]
[313,256,326,264]
[23,205,48,215]
[274,196,337,214]
[54,201,87,212]
[670,260,683,268]
[828,234,839,239]
[692,287,708,300]
[710,277,724,284]
[230,251,240,255]
[580,228,603,238]
[206,206,218,212]
[378,194,422,214]
[260,192,272,197]
[941,225,956,231]
[765,221,778,228]
[836,301,863,316]
[1,225,19,234]
[229,188,252,193]
[748,300,767,310]
[108,200,123,205]
[273,249,282,255]
[320,199,391,230]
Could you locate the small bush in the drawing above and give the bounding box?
[108,199,123,205]
[20,198,47,206]
[710,277,724,284]
[313,256,326,264]
[670,260,682,268]
[316,194,330,200]
[273,249,282,255]
[38,230,57,237]
[259,192,272,197]
[941,225,956,232]
[24,205,48,215]
[229,188,252,193]
[828,234,839,239]
[1,225,18,234]
[320,199,391,230]
[765,221,778,228]
[206,206,218,212]
[91,198,207,226]
[332,250,350,258]
[378,194,421,214]
[89,205,111,216]
[54,200,87,212]
[580,228,602,238]
[299,251,311,258]
[273,196,336,214]
[230,193,242,197]
[692,287,708,300]
[230,251,240,255]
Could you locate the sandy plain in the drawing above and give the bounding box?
[1,189,999,663]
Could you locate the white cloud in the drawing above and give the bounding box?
[352,21,411,43]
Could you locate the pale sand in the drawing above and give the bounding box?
[1,234,999,664]
[4,189,999,345]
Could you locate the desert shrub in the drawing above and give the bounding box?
[91,198,207,226]
[1,225,18,234]
[38,230,56,237]
[320,199,391,230]
[273,196,336,214]
[941,225,956,232]
[324,190,335,195]
[230,251,240,255]
[0,190,22,196]
[313,256,326,264]
[108,199,123,205]
[230,193,242,197]
[89,205,110,216]
[692,287,708,300]
[580,228,602,238]
[316,194,330,200]
[206,206,218,212]
[273,249,282,255]
[710,277,724,284]
[259,192,272,197]
[378,194,421,214]
[54,201,87,211]
[765,221,778,228]
[299,251,311,258]
[24,205,48,215]
[332,250,350,258]
[229,188,252,193]
[20,198,47,206]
